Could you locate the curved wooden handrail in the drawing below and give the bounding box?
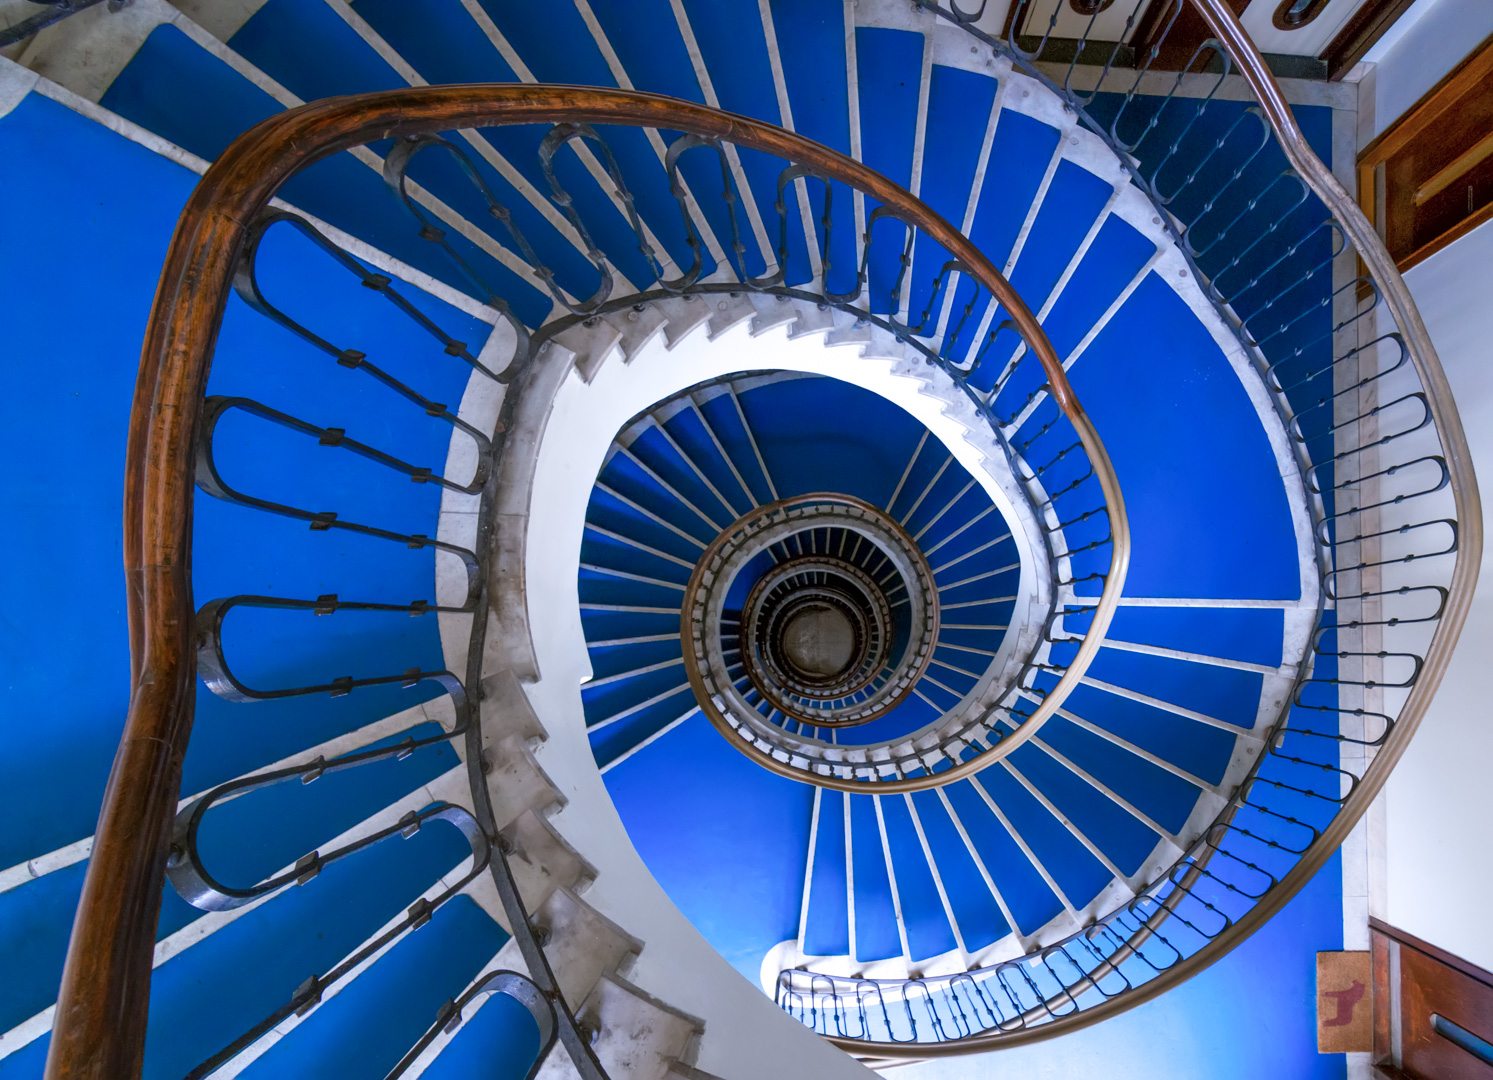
[48,85,1127,1077]
[822,0,1483,1057]
[691,492,943,737]
[681,471,1124,792]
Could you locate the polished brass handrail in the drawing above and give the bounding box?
[815,0,1483,1055]
[48,84,1129,1077]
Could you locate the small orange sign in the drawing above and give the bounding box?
[1317,951,1372,1053]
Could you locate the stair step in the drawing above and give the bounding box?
[240,895,507,1077]
[536,974,701,1080]
[1,0,1334,1062]
[527,888,634,1003]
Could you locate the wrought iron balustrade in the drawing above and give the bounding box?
[47,83,1125,1077]
[42,1,1481,1068]
[0,0,121,48]
[767,0,1482,1057]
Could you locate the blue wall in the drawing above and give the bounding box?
[902,858,1347,1079]
[0,87,491,1071]
[1,6,1353,1069]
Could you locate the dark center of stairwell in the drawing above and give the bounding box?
[779,604,858,681]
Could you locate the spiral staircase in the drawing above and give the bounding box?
[0,0,1480,1077]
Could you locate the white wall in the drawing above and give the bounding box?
[1373,218,1493,973]
[1361,0,1493,141]
[1354,0,1493,975]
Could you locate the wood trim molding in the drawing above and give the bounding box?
[1357,33,1493,164]
[1356,32,1493,274]
[1323,0,1418,81]
[1370,918,1493,1078]
[1370,917,1493,989]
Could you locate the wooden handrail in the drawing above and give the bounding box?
[47,84,1124,1077]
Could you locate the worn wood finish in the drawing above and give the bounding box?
[1372,920,1493,1078]
[1399,949,1493,1078]
[1372,919,1493,995]
[45,84,1090,1079]
[1323,0,1418,81]
[1374,927,1395,1064]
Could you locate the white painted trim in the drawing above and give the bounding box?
[585,521,697,569]
[1004,248,1164,432]
[898,33,934,324]
[1053,704,1225,796]
[390,944,513,1078]
[957,134,1065,369]
[667,0,776,275]
[903,792,969,964]
[594,481,710,548]
[586,632,681,648]
[0,767,473,1061]
[617,445,729,532]
[1081,676,1265,741]
[922,503,997,558]
[725,383,780,502]
[209,864,476,1077]
[794,787,824,958]
[968,772,1077,916]
[579,562,687,591]
[586,684,693,736]
[757,0,822,282]
[997,757,1134,888]
[1099,637,1294,678]
[598,707,700,775]
[898,455,953,528]
[645,415,749,519]
[885,430,929,514]
[872,796,914,963]
[929,531,1014,575]
[584,657,685,690]
[1030,734,1184,847]
[933,60,1010,345]
[912,478,977,543]
[935,786,1036,953]
[1115,596,1315,608]
[2,57,500,325]
[844,789,859,966]
[1050,63,1358,111]
[573,0,731,272]
[684,393,761,508]
[443,0,685,286]
[0,700,454,898]
[322,0,597,272]
[0,53,38,118]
